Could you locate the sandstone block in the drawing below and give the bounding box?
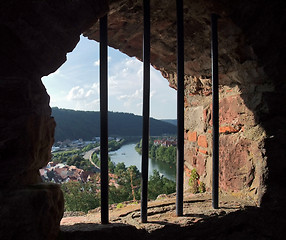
[196,153,206,176]
[0,183,64,240]
[198,135,208,148]
[198,148,208,155]
[184,146,207,177]
[185,106,204,132]
[219,126,239,134]
[184,131,188,140]
[219,135,257,192]
[187,131,197,142]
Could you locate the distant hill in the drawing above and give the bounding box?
[52,107,177,141]
[162,119,177,126]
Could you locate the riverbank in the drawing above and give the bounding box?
[109,143,176,181]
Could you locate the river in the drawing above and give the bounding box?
[109,143,176,181]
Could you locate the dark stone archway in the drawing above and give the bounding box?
[0,1,108,239]
[1,0,286,239]
[85,0,286,206]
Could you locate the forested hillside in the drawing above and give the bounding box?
[52,107,176,141]
[162,119,177,126]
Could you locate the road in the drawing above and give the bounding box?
[83,147,100,172]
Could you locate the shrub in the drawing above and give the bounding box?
[116,203,124,209]
[188,169,199,193]
[198,181,206,193]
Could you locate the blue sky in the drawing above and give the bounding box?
[42,35,176,119]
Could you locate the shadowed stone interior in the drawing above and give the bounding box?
[0,1,108,239]
[0,0,285,239]
[85,0,286,205]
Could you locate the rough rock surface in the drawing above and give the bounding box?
[85,0,286,205]
[0,76,54,187]
[61,193,253,229]
[0,0,107,187]
[0,183,64,240]
[183,88,267,203]
[0,0,108,239]
[0,0,286,239]
[60,193,286,240]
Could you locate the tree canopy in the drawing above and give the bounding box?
[52,107,177,141]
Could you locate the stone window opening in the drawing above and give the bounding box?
[41,32,178,222]
[1,0,285,239]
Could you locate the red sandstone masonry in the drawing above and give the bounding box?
[198,135,208,148]
[188,131,197,142]
[203,109,208,122]
[219,126,239,134]
[198,148,208,155]
[207,126,240,134]
[184,131,188,140]
[184,165,192,178]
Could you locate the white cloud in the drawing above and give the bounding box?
[125,58,137,66]
[108,57,143,97]
[44,35,176,118]
[118,94,128,100]
[136,102,143,108]
[93,56,112,67]
[85,89,94,97]
[91,82,99,90]
[117,88,143,107]
[66,86,85,100]
[67,81,100,100]
[122,89,142,100]
[85,99,100,109]
[94,59,100,66]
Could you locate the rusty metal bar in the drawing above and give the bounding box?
[141,0,150,223]
[211,13,219,209]
[100,14,109,224]
[176,0,184,217]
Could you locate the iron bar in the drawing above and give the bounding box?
[100,14,109,224]
[176,0,184,217]
[141,0,150,223]
[211,13,219,209]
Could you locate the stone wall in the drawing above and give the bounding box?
[0,0,108,239]
[0,0,285,238]
[183,82,268,203]
[85,0,286,205]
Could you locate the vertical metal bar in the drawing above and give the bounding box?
[141,0,150,223]
[176,0,184,217]
[211,13,219,209]
[100,14,109,224]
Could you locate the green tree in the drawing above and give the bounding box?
[66,154,95,172]
[156,146,166,161]
[148,170,176,200]
[91,152,100,166]
[108,139,125,151]
[189,168,199,193]
[114,162,127,176]
[126,166,141,201]
[150,144,158,160]
[110,164,141,203]
[61,181,100,213]
[140,141,177,165]
[92,153,115,173]
[108,160,115,173]
[82,143,99,152]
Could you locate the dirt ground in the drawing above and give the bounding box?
[61,192,255,232]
